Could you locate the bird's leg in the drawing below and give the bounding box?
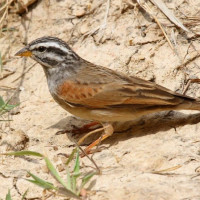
[78,126,105,145]
[80,123,114,155]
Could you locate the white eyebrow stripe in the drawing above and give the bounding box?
[45,52,64,62]
[30,42,69,53]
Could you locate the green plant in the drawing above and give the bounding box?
[3,189,28,200]
[0,96,18,121]
[3,148,97,199]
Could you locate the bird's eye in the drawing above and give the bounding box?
[38,46,46,52]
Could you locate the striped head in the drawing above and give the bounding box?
[15,36,80,68]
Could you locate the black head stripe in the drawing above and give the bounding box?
[46,46,66,56]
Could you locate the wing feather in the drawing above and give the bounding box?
[56,63,194,108]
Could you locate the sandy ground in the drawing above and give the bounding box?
[1,0,200,199]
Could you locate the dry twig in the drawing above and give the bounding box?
[0,0,14,27]
[82,0,110,38]
[182,79,200,95]
[136,0,175,52]
[150,0,189,32]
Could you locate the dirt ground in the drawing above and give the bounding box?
[1,0,200,199]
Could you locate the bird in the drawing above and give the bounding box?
[15,36,200,154]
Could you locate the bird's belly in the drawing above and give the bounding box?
[69,106,175,122]
[68,107,140,122]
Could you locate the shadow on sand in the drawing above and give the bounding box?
[49,111,200,146]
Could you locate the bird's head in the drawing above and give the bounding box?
[15,36,80,69]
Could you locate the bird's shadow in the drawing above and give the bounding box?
[48,111,200,146]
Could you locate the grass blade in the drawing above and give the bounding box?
[0,96,19,116]
[2,151,43,157]
[73,150,80,175]
[21,189,28,200]
[26,171,56,190]
[44,157,80,199]
[72,149,80,193]
[78,171,96,195]
[0,96,5,106]
[66,148,77,166]
[6,190,12,200]
[66,168,72,191]
[44,156,68,188]
[26,179,55,190]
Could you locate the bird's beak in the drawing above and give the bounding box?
[15,47,32,57]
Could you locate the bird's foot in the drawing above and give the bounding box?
[79,123,114,157]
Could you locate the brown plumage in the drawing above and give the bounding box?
[57,62,195,108]
[15,36,200,153]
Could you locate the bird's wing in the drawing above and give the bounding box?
[56,64,193,108]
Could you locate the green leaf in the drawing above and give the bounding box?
[73,150,80,175]
[5,104,17,109]
[78,171,96,195]
[6,190,12,200]
[2,27,16,32]
[66,148,77,166]
[71,176,76,193]
[26,171,56,190]
[66,168,72,191]
[0,96,19,115]
[26,179,55,190]
[2,151,43,157]
[0,96,5,107]
[71,149,80,193]
[44,157,79,198]
[21,189,28,200]
[44,157,68,188]
[3,103,19,112]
